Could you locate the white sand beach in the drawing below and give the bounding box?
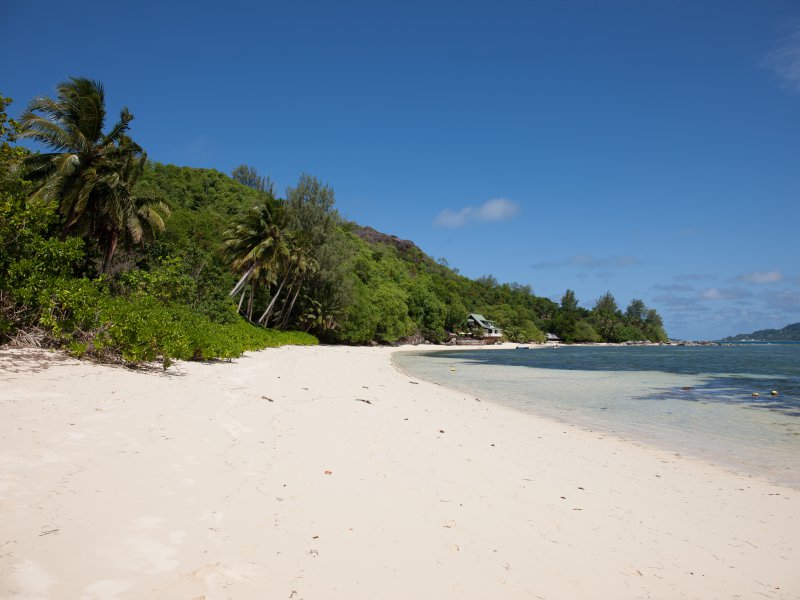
[1,345,798,599]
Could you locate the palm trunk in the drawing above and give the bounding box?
[247,283,255,322]
[258,271,290,326]
[237,286,247,313]
[280,278,303,329]
[230,265,255,297]
[101,230,119,274]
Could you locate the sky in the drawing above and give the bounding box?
[2,1,799,340]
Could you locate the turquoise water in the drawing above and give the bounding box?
[394,344,800,488]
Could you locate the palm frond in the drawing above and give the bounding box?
[126,210,144,243]
[60,78,106,143]
[24,95,66,122]
[101,108,133,147]
[54,153,81,177]
[16,113,76,152]
[67,169,96,225]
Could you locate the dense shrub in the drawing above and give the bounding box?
[569,320,602,343]
[38,277,317,366]
[1,187,317,365]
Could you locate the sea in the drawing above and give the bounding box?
[394,343,800,488]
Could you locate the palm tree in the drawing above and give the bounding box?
[276,242,318,329]
[95,136,170,272]
[17,77,166,272]
[225,205,290,322]
[254,233,319,328]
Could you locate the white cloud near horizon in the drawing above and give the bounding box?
[434,198,520,228]
[738,270,783,284]
[764,26,800,94]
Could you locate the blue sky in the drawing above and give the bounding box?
[2,1,799,340]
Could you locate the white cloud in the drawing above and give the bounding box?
[698,287,752,301]
[434,198,520,228]
[738,270,783,284]
[764,27,800,94]
[699,288,723,300]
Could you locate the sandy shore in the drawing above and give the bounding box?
[1,345,798,599]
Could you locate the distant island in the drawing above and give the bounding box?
[721,322,800,342]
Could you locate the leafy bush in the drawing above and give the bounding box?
[569,320,601,343]
[38,277,316,366]
[503,320,546,343]
[614,325,648,343]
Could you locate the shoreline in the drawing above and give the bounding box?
[392,345,800,490]
[1,345,798,599]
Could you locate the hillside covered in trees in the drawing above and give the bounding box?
[0,80,667,365]
[721,323,800,342]
[129,160,669,346]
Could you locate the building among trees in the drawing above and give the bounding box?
[465,313,503,342]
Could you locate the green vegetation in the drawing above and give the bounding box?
[547,289,666,343]
[17,78,170,273]
[1,79,668,366]
[721,322,800,342]
[0,84,316,366]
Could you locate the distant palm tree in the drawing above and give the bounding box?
[17,77,167,272]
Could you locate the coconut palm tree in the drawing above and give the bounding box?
[17,77,166,272]
[276,242,318,329]
[254,233,318,328]
[225,205,290,322]
[94,136,170,272]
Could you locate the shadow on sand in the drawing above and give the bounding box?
[0,346,189,378]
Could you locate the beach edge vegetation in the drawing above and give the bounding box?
[0,80,667,366]
[0,86,317,367]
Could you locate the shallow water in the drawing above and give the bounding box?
[394,344,800,488]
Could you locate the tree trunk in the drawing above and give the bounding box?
[101,230,119,274]
[258,272,290,326]
[247,283,255,322]
[230,266,254,297]
[280,278,303,329]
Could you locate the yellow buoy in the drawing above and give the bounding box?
[771,390,779,396]
[752,392,760,397]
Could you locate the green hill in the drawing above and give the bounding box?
[721,323,800,342]
[133,163,668,345]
